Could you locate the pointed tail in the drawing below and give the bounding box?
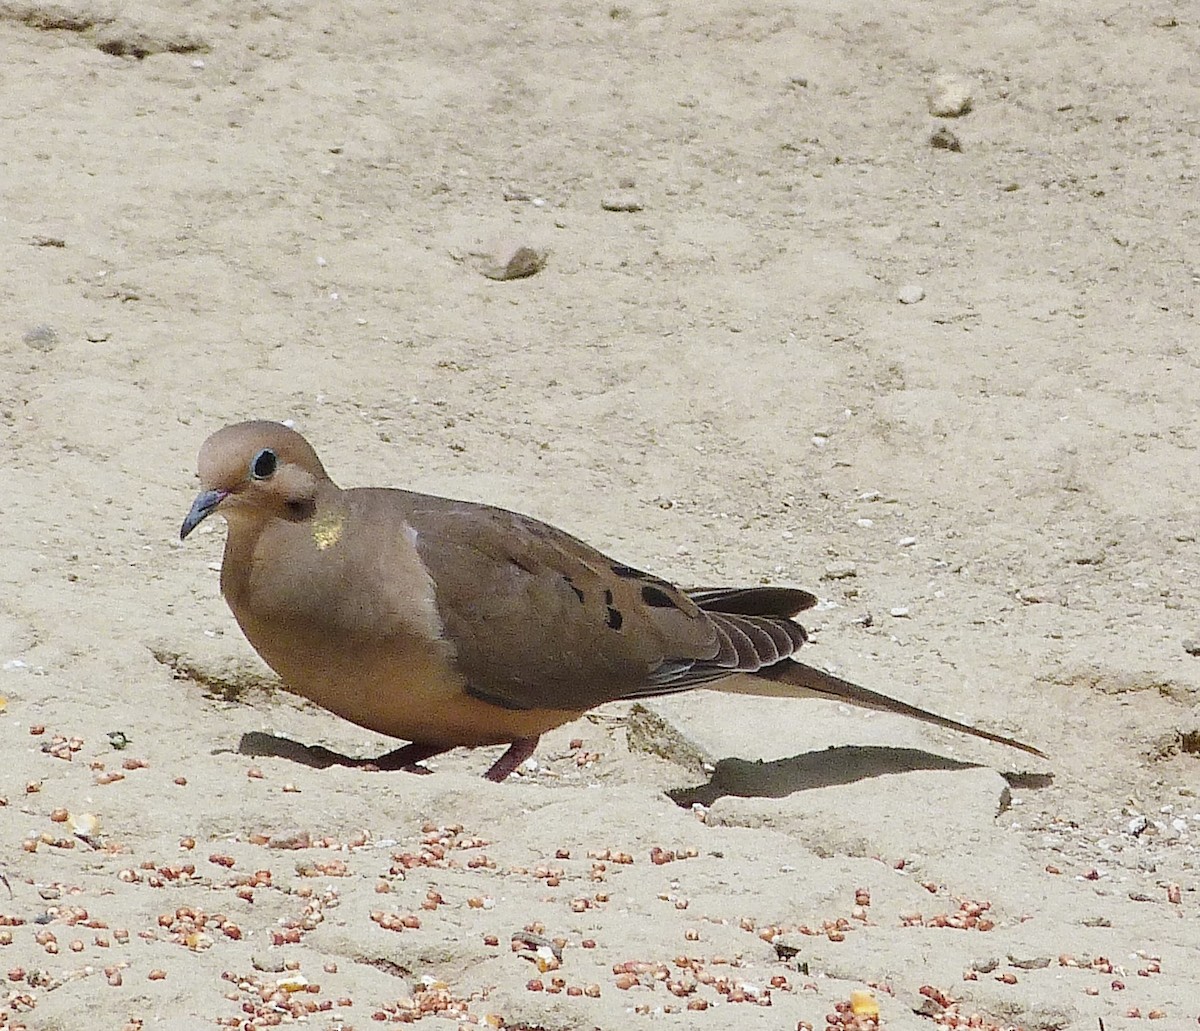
[722,660,1045,759]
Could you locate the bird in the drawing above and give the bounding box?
[180,420,1043,782]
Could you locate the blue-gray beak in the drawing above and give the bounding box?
[180,489,228,540]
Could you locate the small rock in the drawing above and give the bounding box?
[929,126,962,152]
[252,955,286,973]
[1007,955,1052,970]
[897,284,925,305]
[1182,639,1200,656]
[268,829,312,850]
[787,75,809,89]
[970,957,999,973]
[86,328,111,343]
[600,194,643,212]
[897,536,917,547]
[822,561,858,581]
[1127,815,1149,837]
[23,324,59,351]
[475,244,547,281]
[927,74,973,117]
[1017,587,1063,605]
[889,606,911,618]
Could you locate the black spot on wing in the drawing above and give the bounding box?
[642,585,677,608]
[611,564,641,578]
[562,575,585,603]
[606,607,623,630]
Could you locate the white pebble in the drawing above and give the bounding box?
[927,74,973,117]
[856,518,874,528]
[889,606,910,618]
[897,536,917,547]
[898,283,926,304]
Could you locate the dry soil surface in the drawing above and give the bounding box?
[1,1,1199,1029]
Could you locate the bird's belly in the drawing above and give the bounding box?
[237,617,577,747]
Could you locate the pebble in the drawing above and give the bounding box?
[23,324,59,351]
[897,284,925,305]
[1008,954,1052,970]
[600,194,643,212]
[927,74,973,117]
[897,536,917,547]
[889,607,911,618]
[85,328,111,343]
[1183,639,1200,656]
[855,518,874,528]
[267,829,311,850]
[475,244,547,281]
[1017,587,1063,605]
[930,126,962,152]
[822,561,858,580]
[1127,815,1148,837]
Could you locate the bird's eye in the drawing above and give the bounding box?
[250,448,277,480]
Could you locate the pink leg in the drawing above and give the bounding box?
[483,736,539,783]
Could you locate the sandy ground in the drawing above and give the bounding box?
[2,0,1199,1028]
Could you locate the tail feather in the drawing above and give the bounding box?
[726,659,1045,759]
[688,586,818,618]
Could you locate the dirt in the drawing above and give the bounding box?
[1,0,1198,1028]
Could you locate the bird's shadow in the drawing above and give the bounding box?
[236,732,1054,804]
[234,731,432,773]
[667,745,1053,808]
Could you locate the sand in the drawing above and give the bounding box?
[1,0,1198,1028]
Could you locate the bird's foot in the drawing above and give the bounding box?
[483,736,539,783]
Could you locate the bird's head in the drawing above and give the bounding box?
[180,421,331,540]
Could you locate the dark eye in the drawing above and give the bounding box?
[250,448,277,480]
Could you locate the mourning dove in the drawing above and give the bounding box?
[181,421,1042,782]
